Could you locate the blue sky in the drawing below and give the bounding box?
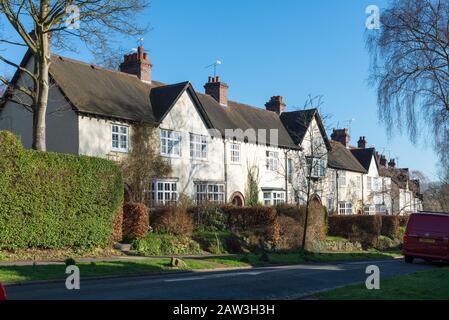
[0,0,438,179]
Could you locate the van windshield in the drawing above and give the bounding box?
[408,214,449,234]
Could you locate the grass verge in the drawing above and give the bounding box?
[0,250,400,284]
[318,267,449,300]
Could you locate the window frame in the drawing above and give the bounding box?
[307,157,326,179]
[149,179,179,207]
[338,202,353,215]
[338,170,347,187]
[160,129,181,157]
[195,182,225,205]
[364,204,376,215]
[111,124,129,153]
[266,151,279,172]
[190,133,208,160]
[367,176,373,192]
[263,191,286,206]
[230,142,241,164]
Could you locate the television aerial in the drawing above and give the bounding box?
[205,60,222,77]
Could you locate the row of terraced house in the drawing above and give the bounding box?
[0,46,423,215]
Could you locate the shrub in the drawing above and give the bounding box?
[276,215,304,251]
[151,206,194,236]
[221,206,280,246]
[276,204,326,245]
[132,233,202,256]
[190,205,227,232]
[0,131,123,250]
[328,215,382,248]
[398,215,410,227]
[123,203,149,241]
[381,215,400,238]
[193,231,245,254]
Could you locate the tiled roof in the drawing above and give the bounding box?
[328,141,367,173]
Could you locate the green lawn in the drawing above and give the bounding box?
[0,251,401,284]
[319,267,449,300]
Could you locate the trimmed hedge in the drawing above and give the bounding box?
[276,204,326,243]
[132,233,202,256]
[328,215,382,248]
[0,131,123,250]
[189,205,228,232]
[113,209,124,243]
[381,216,400,238]
[277,215,304,250]
[151,206,194,236]
[221,206,280,246]
[123,203,149,241]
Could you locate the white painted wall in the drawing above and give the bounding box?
[0,57,79,154]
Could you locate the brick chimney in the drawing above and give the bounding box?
[119,46,152,82]
[357,136,367,149]
[379,154,387,167]
[331,128,350,148]
[204,76,229,107]
[265,96,286,115]
[388,158,396,168]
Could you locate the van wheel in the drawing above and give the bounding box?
[405,256,414,264]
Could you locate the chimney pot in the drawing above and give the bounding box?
[265,95,286,115]
[331,128,350,148]
[205,76,229,107]
[388,159,396,168]
[357,136,367,149]
[119,46,152,82]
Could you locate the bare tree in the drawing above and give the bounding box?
[121,123,171,204]
[366,0,449,168]
[289,95,329,250]
[0,0,149,151]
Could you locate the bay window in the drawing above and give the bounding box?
[150,180,178,207]
[263,191,286,206]
[195,182,225,204]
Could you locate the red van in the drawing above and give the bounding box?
[403,212,449,263]
[0,282,6,300]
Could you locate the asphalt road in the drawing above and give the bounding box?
[6,259,435,300]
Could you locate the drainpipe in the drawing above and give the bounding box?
[223,139,228,203]
[336,170,339,215]
[361,173,365,209]
[284,150,288,204]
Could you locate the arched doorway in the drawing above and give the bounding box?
[310,194,322,205]
[230,192,245,207]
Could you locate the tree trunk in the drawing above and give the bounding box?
[32,2,51,151]
[302,179,312,251]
